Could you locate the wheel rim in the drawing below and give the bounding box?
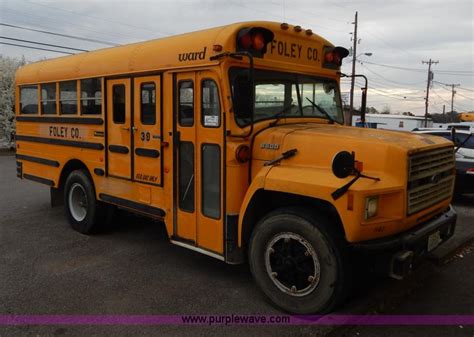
[264,232,321,297]
[68,183,88,222]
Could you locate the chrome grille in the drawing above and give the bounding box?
[408,146,455,215]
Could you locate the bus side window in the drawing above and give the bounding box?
[201,80,220,127]
[178,80,194,126]
[41,83,57,115]
[20,86,38,114]
[112,85,126,124]
[141,83,156,125]
[59,81,77,115]
[80,78,102,115]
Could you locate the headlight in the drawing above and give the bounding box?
[365,196,378,219]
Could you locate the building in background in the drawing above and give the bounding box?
[351,114,433,131]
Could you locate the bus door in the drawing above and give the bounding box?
[107,78,131,179]
[132,76,162,185]
[174,71,224,254]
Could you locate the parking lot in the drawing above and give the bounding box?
[1,154,473,337]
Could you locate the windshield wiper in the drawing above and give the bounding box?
[305,97,335,124]
[269,104,296,127]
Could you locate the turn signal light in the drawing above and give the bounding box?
[323,46,349,68]
[236,27,274,57]
[236,145,251,163]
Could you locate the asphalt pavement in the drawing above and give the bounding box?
[0,155,473,337]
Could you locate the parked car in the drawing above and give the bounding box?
[414,129,474,192]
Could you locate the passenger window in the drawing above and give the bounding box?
[202,144,220,219]
[178,81,194,126]
[112,85,126,124]
[41,83,57,114]
[201,80,220,127]
[179,142,195,212]
[141,83,156,125]
[59,81,77,115]
[20,86,38,114]
[80,78,102,114]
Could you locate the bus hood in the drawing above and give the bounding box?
[252,123,453,174]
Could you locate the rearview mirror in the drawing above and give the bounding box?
[332,151,355,178]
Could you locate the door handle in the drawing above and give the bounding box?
[121,126,130,131]
[132,126,138,134]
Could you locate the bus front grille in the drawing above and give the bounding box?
[407,146,455,215]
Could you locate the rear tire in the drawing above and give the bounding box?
[64,169,109,234]
[248,207,349,314]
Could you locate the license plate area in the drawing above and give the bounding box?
[427,231,442,252]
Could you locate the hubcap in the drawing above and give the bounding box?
[264,232,321,297]
[68,183,88,222]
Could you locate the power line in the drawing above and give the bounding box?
[0,22,119,46]
[0,42,74,54]
[359,62,426,86]
[2,7,134,43]
[0,36,88,52]
[458,86,474,92]
[362,60,474,75]
[25,0,172,37]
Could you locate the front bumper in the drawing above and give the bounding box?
[351,205,457,279]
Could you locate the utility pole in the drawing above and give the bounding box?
[447,83,460,120]
[422,59,438,127]
[349,11,358,125]
[443,104,446,123]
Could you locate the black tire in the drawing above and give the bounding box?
[63,169,109,234]
[248,207,349,314]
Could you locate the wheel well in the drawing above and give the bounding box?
[241,190,346,248]
[58,159,91,191]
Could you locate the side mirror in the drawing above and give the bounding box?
[233,74,253,120]
[332,151,355,178]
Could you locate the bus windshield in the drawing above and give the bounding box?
[230,68,344,126]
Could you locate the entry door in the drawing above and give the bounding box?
[107,78,131,179]
[175,72,197,241]
[174,71,224,254]
[133,76,162,185]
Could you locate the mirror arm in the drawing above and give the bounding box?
[338,72,368,126]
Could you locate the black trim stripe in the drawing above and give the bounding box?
[23,174,54,186]
[16,135,104,150]
[135,148,160,158]
[108,144,129,154]
[16,154,60,167]
[99,193,166,217]
[17,116,104,125]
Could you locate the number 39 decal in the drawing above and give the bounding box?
[140,131,151,142]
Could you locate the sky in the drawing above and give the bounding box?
[1,0,473,115]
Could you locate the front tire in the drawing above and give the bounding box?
[248,207,349,314]
[64,169,107,234]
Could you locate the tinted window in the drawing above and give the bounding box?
[201,80,220,127]
[178,81,193,126]
[41,83,56,114]
[202,144,220,219]
[81,78,102,114]
[141,83,156,125]
[20,86,38,114]
[59,81,77,115]
[112,85,126,124]
[179,142,194,212]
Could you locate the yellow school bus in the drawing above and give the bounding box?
[15,21,457,313]
[459,112,474,122]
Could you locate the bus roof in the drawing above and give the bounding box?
[15,21,335,85]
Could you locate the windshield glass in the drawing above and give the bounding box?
[229,68,344,126]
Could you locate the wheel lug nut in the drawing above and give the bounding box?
[271,272,278,278]
[269,248,275,254]
[308,275,315,282]
[304,251,310,256]
[290,286,296,293]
